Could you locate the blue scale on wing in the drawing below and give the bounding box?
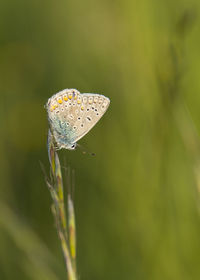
[50,116,76,147]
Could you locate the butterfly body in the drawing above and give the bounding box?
[46,89,110,150]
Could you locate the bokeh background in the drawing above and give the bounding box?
[1,0,200,279]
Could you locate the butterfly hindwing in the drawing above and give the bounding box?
[46,89,110,149]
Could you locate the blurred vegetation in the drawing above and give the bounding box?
[1,0,200,279]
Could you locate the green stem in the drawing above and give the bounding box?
[47,131,77,280]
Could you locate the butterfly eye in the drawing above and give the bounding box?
[71,143,76,150]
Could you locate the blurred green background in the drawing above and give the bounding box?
[1,0,200,279]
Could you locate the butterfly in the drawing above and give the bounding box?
[46,88,110,150]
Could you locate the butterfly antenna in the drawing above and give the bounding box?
[77,143,96,156]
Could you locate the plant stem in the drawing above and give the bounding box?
[46,130,77,280]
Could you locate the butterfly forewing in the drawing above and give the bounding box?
[71,93,110,142]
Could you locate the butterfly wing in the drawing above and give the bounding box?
[46,89,110,148]
[70,93,110,143]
